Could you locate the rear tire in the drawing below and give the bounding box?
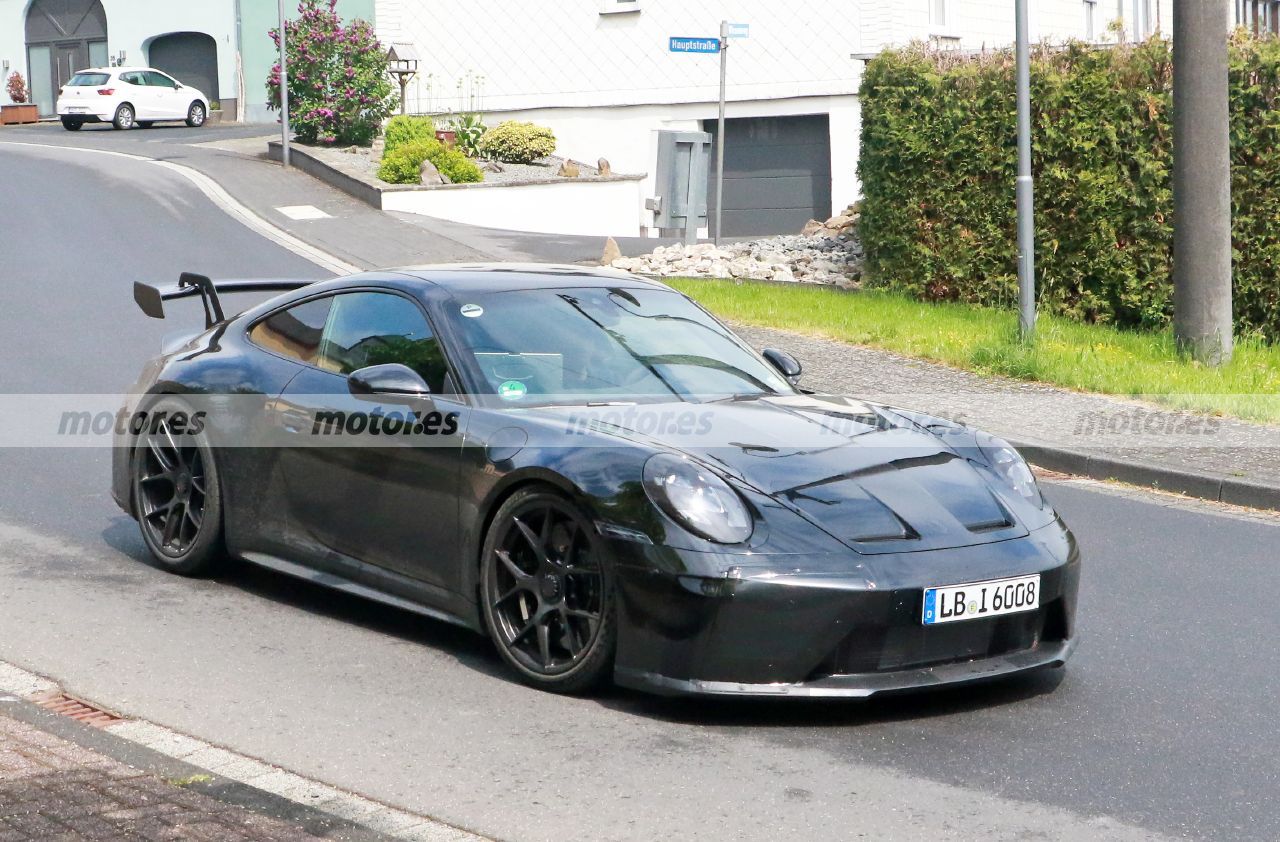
[131,397,225,576]
[112,103,135,130]
[185,101,206,128]
[61,119,83,131]
[480,487,616,695]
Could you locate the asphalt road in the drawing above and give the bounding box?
[0,139,1276,842]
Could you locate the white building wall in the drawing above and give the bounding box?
[0,0,237,107]
[374,0,1187,234]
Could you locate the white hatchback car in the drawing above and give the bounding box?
[57,67,210,131]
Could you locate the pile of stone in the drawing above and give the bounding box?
[609,207,863,288]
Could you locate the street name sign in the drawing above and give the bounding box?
[726,23,750,39]
[669,37,720,53]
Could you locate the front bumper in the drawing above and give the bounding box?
[618,638,1075,698]
[608,520,1080,698]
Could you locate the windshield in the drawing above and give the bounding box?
[444,287,794,404]
[67,73,110,87]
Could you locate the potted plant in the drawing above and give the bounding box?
[206,100,223,126]
[1,73,39,125]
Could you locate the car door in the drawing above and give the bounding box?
[118,72,154,118]
[273,290,469,596]
[143,71,180,118]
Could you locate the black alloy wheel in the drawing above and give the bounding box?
[481,489,615,693]
[132,399,224,575]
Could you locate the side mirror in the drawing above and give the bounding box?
[348,364,432,402]
[762,348,802,383]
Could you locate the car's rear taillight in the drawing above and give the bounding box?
[97,88,114,96]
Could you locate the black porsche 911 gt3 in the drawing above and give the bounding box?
[114,264,1079,697]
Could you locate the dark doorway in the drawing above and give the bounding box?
[25,0,108,117]
[704,114,833,237]
[149,32,219,103]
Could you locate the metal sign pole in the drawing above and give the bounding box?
[1014,0,1035,341]
[278,0,291,169]
[715,20,728,246]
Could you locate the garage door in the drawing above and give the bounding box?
[149,32,219,102]
[704,114,832,237]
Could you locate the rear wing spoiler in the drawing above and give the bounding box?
[134,273,318,328]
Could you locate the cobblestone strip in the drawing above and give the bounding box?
[0,662,484,842]
[0,713,323,841]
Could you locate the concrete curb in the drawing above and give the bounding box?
[1010,436,1280,511]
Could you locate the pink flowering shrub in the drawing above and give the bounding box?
[267,0,395,146]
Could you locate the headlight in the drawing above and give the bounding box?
[978,434,1042,506]
[642,453,753,544]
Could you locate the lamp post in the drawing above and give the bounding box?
[1014,0,1035,342]
[277,0,291,169]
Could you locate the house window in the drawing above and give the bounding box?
[929,0,949,29]
[1085,0,1098,40]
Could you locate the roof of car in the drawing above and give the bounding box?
[78,67,159,74]
[387,263,671,295]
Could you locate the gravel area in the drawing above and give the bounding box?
[732,322,1280,487]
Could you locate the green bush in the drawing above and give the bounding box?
[435,146,484,183]
[266,0,395,146]
[377,138,484,185]
[477,120,557,164]
[858,35,1280,341]
[384,115,435,156]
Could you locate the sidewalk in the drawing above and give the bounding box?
[0,712,322,841]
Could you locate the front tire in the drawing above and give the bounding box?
[480,488,616,694]
[112,103,135,130]
[61,118,83,131]
[131,397,225,576]
[185,101,206,128]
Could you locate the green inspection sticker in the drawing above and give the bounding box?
[498,380,527,401]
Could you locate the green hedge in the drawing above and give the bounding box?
[377,137,483,185]
[858,36,1280,341]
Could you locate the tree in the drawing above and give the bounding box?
[267,0,396,146]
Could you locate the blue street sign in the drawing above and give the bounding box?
[669,37,720,54]
[726,23,750,39]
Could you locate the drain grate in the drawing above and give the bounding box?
[33,692,122,728]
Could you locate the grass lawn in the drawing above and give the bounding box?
[669,279,1280,424]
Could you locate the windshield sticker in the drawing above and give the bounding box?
[460,304,484,318]
[498,380,528,401]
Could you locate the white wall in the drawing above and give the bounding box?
[0,0,236,106]
[383,178,646,238]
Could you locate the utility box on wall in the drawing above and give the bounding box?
[651,130,711,243]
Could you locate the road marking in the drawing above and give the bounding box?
[0,141,362,277]
[276,204,331,220]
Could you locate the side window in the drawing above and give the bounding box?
[121,73,141,86]
[248,297,333,366]
[317,292,450,393]
[145,71,176,88]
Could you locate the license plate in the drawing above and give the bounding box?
[66,107,87,113]
[923,574,1040,625]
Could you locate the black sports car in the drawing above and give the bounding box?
[114,265,1079,697]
